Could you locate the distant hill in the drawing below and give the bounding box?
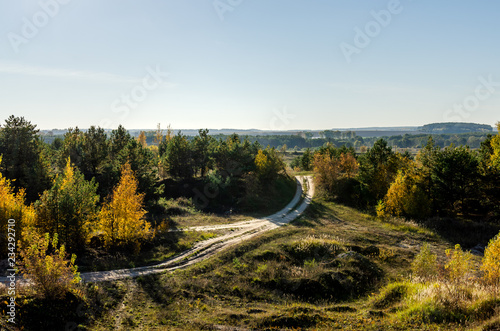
[419,122,493,134]
[38,122,495,138]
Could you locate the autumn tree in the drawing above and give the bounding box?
[137,131,147,148]
[313,153,341,194]
[313,149,359,203]
[165,124,174,142]
[377,157,431,219]
[36,158,99,253]
[481,231,500,284]
[0,157,36,256]
[477,125,500,217]
[491,122,500,170]
[97,162,150,248]
[255,147,286,182]
[154,123,163,145]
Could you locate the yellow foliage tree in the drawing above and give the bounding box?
[137,131,147,148]
[339,153,359,178]
[254,148,285,182]
[18,229,81,300]
[154,123,163,145]
[165,124,174,142]
[0,156,36,255]
[377,158,430,220]
[313,152,359,194]
[481,232,500,284]
[491,122,500,170]
[445,244,474,283]
[313,153,340,193]
[98,162,150,248]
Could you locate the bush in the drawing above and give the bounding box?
[18,230,81,300]
[481,232,500,284]
[445,244,474,283]
[411,243,438,281]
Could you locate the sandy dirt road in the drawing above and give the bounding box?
[2,176,314,284]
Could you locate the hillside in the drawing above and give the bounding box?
[419,122,493,134]
[9,198,500,330]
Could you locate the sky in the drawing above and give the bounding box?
[0,0,499,131]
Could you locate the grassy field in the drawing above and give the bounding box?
[75,176,297,273]
[4,196,500,330]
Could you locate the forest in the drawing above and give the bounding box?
[0,115,294,252]
[1,115,500,330]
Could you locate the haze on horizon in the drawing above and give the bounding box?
[1,1,499,131]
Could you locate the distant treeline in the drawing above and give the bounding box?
[41,131,493,151]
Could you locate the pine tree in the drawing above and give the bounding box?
[98,162,150,248]
[0,115,51,202]
[36,158,99,252]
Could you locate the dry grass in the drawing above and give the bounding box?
[6,198,499,330]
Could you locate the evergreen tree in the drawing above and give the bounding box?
[0,115,51,202]
[36,158,99,252]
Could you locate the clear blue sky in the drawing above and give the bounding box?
[1,0,499,130]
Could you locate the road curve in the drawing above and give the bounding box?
[4,176,314,284]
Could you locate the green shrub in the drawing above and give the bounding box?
[411,243,438,281]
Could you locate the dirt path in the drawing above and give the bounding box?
[4,176,314,284]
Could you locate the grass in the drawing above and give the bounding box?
[5,197,500,330]
[76,176,297,272]
[78,230,220,272]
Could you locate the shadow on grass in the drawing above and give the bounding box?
[291,200,339,227]
[78,228,187,272]
[421,217,500,248]
[136,274,177,306]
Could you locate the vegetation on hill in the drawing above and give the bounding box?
[1,115,500,330]
[0,115,295,273]
[420,122,493,134]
